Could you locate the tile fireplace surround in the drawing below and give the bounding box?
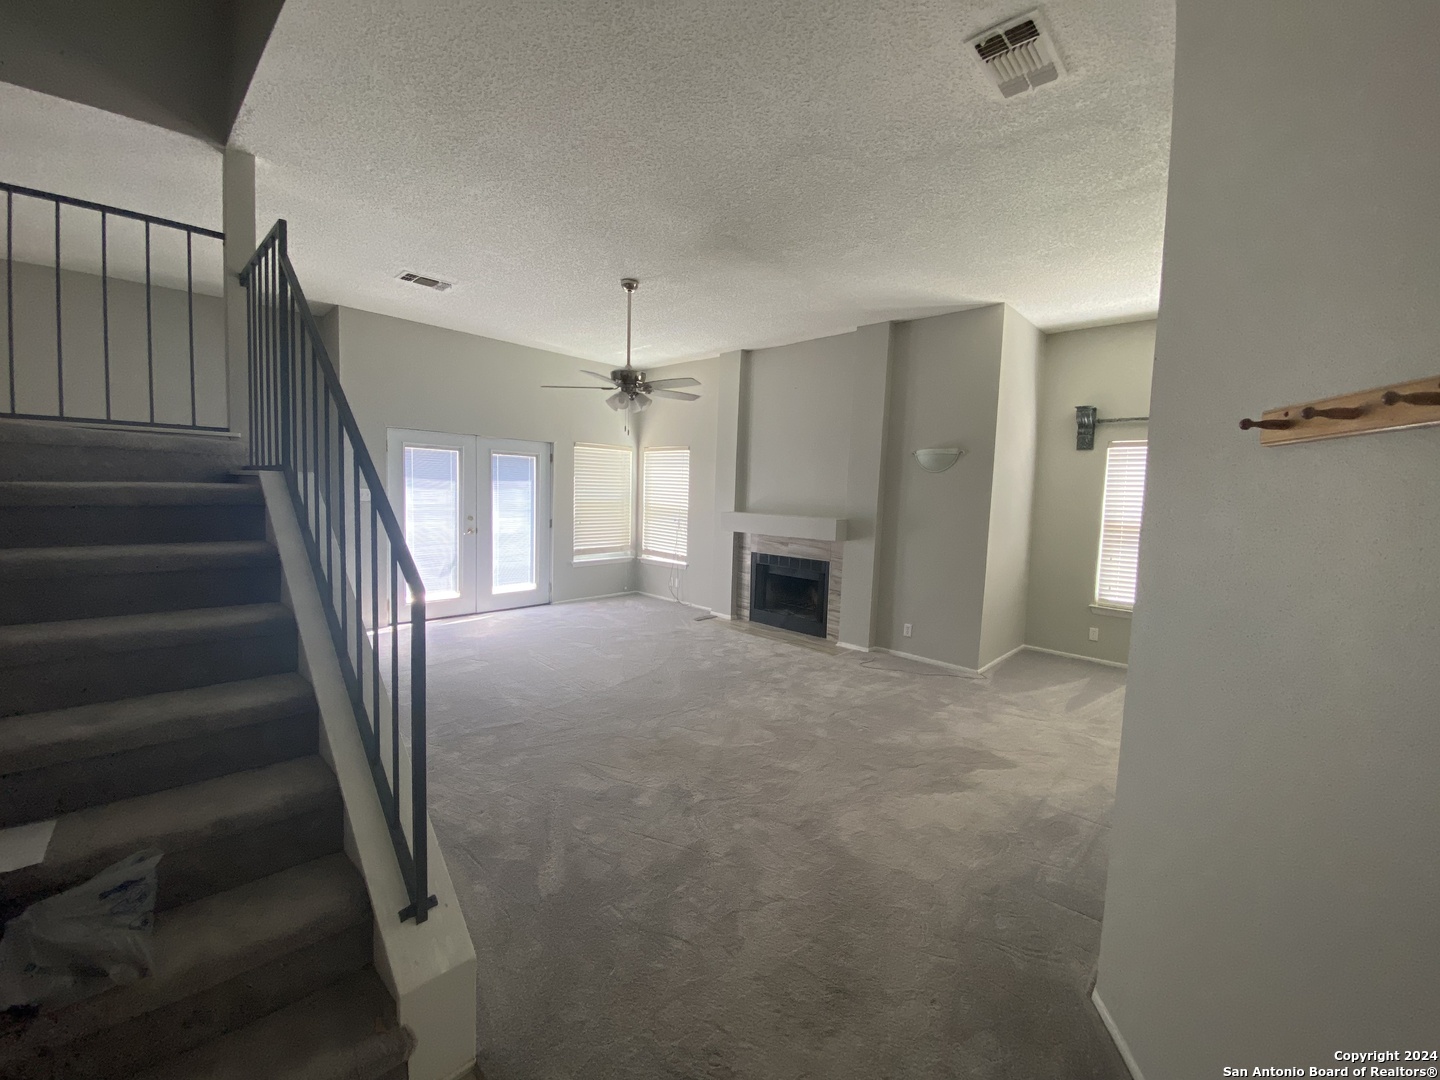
[733,533,842,641]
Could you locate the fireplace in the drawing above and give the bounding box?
[749,552,830,638]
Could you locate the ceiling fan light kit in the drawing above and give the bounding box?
[541,278,702,412]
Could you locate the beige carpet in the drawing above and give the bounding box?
[419,595,1130,1080]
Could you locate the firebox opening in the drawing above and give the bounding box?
[749,553,829,638]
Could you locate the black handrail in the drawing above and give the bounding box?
[241,220,435,923]
[1,180,226,431]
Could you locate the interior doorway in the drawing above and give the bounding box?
[387,429,553,618]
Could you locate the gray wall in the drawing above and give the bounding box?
[1094,1,1440,1075]
[635,354,726,609]
[744,333,858,517]
[1,259,226,427]
[1026,320,1155,665]
[875,305,1005,669]
[978,306,1040,667]
[333,306,634,604]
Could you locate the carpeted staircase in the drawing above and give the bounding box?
[0,421,414,1080]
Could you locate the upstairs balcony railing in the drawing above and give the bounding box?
[241,220,435,923]
[1,181,227,431]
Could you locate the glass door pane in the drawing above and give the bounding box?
[491,452,537,594]
[403,445,463,601]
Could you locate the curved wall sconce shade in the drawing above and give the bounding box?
[912,447,964,473]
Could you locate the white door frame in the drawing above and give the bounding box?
[386,429,553,619]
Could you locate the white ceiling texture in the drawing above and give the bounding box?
[3,0,1176,366]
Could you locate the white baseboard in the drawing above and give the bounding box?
[978,643,1026,674]
[636,590,708,611]
[1091,988,1144,1080]
[873,647,982,677]
[836,640,870,653]
[1025,644,1128,669]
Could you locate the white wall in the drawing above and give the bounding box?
[2,259,226,427]
[332,306,633,603]
[978,306,1040,667]
[1025,320,1154,665]
[1095,2,1440,1076]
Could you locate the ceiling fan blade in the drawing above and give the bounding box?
[647,377,701,389]
[542,385,615,389]
[580,369,617,383]
[651,389,700,401]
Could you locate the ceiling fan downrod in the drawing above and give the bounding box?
[622,277,638,370]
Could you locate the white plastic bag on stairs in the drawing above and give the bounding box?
[0,849,162,1015]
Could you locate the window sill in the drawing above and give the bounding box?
[572,555,634,566]
[641,555,688,568]
[1090,604,1133,619]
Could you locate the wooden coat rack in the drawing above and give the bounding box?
[1240,374,1440,447]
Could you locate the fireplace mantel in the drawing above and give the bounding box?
[721,512,848,542]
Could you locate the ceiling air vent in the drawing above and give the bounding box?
[397,271,453,293]
[966,11,1066,99]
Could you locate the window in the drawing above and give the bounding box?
[573,444,633,561]
[642,446,690,563]
[1095,441,1148,610]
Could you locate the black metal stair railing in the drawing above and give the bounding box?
[240,220,435,923]
[2,180,226,430]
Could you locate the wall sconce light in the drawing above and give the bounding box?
[912,447,963,473]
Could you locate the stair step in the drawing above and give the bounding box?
[0,541,281,624]
[0,854,372,1080]
[0,603,298,715]
[0,675,318,825]
[0,757,343,918]
[0,419,247,483]
[0,482,266,548]
[134,970,413,1080]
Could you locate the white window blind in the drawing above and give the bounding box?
[1095,441,1148,610]
[573,444,633,561]
[642,447,690,562]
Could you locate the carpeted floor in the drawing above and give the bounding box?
[420,595,1130,1080]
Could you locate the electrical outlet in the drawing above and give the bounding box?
[903,623,913,637]
[1088,627,1100,642]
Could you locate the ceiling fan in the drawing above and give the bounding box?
[542,278,701,412]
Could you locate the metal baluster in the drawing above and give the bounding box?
[145,222,154,423]
[339,434,347,633]
[246,261,254,457]
[355,458,364,747]
[300,320,309,505]
[313,345,322,543]
[323,384,332,587]
[187,232,196,426]
[411,599,428,922]
[6,191,13,413]
[101,212,111,420]
[54,201,63,417]
[390,558,400,826]
[372,503,380,764]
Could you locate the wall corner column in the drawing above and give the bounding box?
[709,349,747,614]
[222,148,256,445]
[838,322,894,649]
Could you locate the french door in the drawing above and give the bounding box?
[387,429,552,619]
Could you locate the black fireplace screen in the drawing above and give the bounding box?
[750,553,829,638]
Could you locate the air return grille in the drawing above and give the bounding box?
[967,12,1066,99]
[398,271,453,292]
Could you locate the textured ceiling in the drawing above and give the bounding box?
[234,0,1174,364]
